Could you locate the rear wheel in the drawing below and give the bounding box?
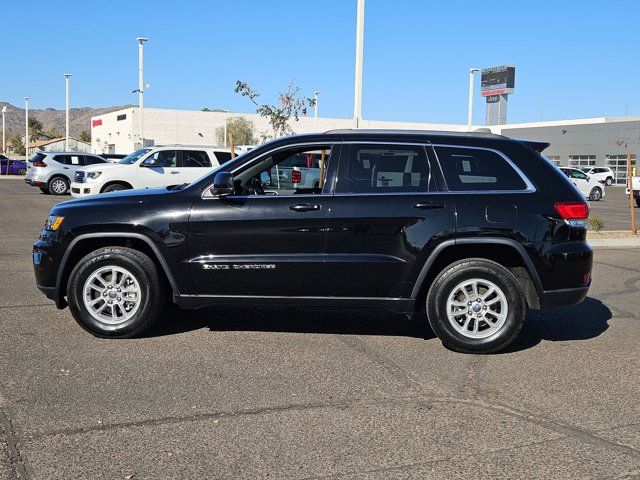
[17,168,26,176]
[426,259,526,353]
[48,176,69,195]
[589,187,602,201]
[102,183,128,193]
[605,177,613,186]
[67,246,165,338]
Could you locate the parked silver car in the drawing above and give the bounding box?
[25,151,109,195]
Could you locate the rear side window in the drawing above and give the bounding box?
[53,155,84,166]
[345,144,435,193]
[435,146,527,191]
[182,150,211,168]
[214,151,233,164]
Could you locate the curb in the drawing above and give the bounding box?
[588,237,640,247]
[0,176,25,180]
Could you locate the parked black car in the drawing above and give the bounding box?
[33,130,593,353]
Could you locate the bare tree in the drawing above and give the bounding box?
[234,80,316,139]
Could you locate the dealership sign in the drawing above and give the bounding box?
[481,65,515,97]
[92,119,102,127]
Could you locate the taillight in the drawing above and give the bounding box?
[291,170,301,184]
[555,202,590,219]
[33,160,47,167]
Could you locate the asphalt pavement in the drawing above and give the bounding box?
[1,178,639,479]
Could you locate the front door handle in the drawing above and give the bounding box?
[289,203,321,212]
[170,170,179,174]
[413,202,445,210]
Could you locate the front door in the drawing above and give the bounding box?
[187,143,339,297]
[179,149,214,184]
[325,142,454,299]
[138,149,180,188]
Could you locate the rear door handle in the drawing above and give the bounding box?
[413,202,445,210]
[289,203,321,212]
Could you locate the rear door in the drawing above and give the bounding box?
[178,150,214,184]
[325,142,454,299]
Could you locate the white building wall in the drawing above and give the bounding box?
[90,107,471,154]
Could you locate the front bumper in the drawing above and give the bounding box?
[33,233,69,310]
[70,182,97,197]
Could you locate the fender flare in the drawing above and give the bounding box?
[55,232,180,304]
[410,237,543,300]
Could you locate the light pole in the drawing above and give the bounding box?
[64,73,71,151]
[353,0,365,128]
[313,91,320,132]
[1,106,6,155]
[137,37,148,148]
[467,68,481,129]
[24,97,29,158]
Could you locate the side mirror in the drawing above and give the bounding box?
[211,171,234,197]
[142,157,157,167]
[259,171,271,186]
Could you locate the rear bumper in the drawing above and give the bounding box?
[538,284,590,309]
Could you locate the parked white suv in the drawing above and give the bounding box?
[560,167,606,201]
[581,166,615,186]
[70,146,233,197]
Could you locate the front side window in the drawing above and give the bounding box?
[182,151,211,168]
[84,155,106,165]
[146,150,177,168]
[234,145,333,196]
[570,169,588,180]
[345,144,434,193]
[436,146,527,191]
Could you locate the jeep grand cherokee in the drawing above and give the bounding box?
[32,130,593,353]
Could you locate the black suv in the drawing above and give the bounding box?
[33,130,593,353]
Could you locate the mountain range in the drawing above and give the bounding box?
[0,102,132,140]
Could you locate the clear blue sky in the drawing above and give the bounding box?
[2,0,639,124]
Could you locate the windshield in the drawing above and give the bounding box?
[118,148,151,165]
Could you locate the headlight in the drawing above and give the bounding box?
[87,171,102,180]
[44,215,64,231]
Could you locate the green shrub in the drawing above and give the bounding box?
[588,216,605,232]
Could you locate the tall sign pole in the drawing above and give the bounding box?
[628,152,637,234]
[24,97,29,159]
[467,68,480,129]
[1,106,6,155]
[353,0,365,128]
[137,37,148,148]
[64,73,71,151]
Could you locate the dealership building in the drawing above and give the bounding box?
[91,108,639,186]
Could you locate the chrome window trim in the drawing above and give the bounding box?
[431,143,536,194]
[201,141,336,200]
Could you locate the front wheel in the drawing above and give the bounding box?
[589,187,602,201]
[426,259,526,353]
[102,183,128,193]
[67,246,165,338]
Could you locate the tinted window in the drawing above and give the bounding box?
[84,155,106,165]
[436,146,527,191]
[182,150,211,168]
[54,154,84,166]
[214,151,233,164]
[29,153,47,163]
[346,144,434,193]
[570,169,588,180]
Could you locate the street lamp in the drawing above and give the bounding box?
[313,91,320,132]
[136,37,148,148]
[467,68,481,129]
[353,0,365,128]
[1,106,7,155]
[64,73,71,151]
[24,97,29,158]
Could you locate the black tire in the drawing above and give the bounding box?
[17,168,26,176]
[426,259,526,354]
[589,187,602,201]
[39,187,50,194]
[48,176,69,195]
[636,198,640,208]
[67,246,165,338]
[605,177,613,186]
[102,183,128,193]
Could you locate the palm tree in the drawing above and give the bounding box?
[28,117,43,142]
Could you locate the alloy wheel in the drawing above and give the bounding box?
[82,265,142,325]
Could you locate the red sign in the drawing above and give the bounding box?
[481,88,507,97]
[92,119,102,127]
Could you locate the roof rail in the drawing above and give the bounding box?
[323,128,504,138]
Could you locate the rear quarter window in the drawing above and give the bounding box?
[435,146,528,191]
